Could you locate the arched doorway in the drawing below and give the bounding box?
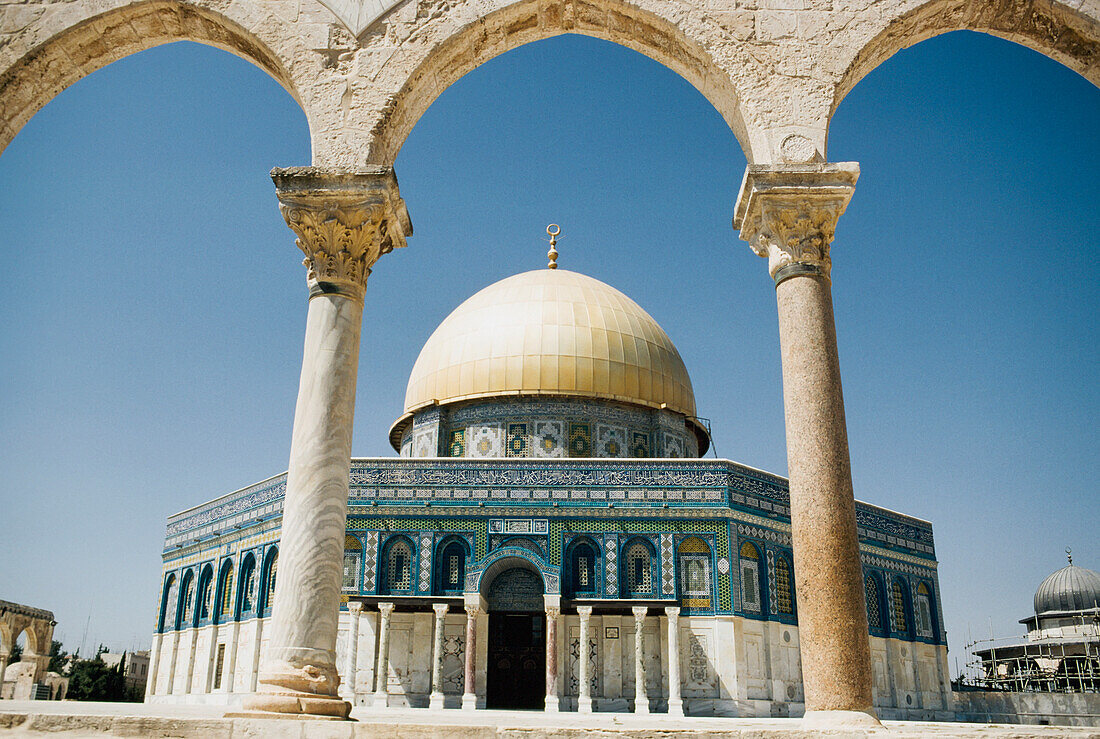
[485,567,545,709]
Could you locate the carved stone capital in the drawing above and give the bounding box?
[733,163,859,285]
[377,601,395,618]
[432,603,449,617]
[545,606,560,619]
[272,167,412,302]
[347,601,364,614]
[632,605,648,624]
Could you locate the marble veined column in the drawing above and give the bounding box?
[429,603,449,709]
[734,163,878,729]
[631,606,649,714]
[576,606,592,714]
[340,602,363,702]
[373,602,394,707]
[545,606,560,712]
[462,605,480,710]
[664,607,683,716]
[239,168,410,720]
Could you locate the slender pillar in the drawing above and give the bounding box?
[576,606,592,714]
[373,602,394,707]
[631,606,649,714]
[165,632,179,695]
[239,168,410,720]
[248,619,264,692]
[340,602,363,702]
[545,606,560,712]
[664,607,683,716]
[146,633,163,697]
[224,621,241,693]
[429,603,449,709]
[462,605,480,710]
[734,163,878,729]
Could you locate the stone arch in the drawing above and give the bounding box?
[0,0,312,155]
[0,620,11,658]
[14,626,36,657]
[359,0,765,166]
[476,551,546,597]
[829,0,1100,119]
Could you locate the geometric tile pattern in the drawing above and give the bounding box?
[568,423,591,457]
[363,531,379,592]
[604,535,618,597]
[660,533,675,595]
[418,532,433,592]
[596,424,626,458]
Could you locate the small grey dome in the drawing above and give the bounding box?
[1034,562,1100,615]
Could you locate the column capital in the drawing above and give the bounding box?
[545,606,561,618]
[272,167,412,302]
[631,605,648,621]
[576,605,593,618]
[663,606,680,618]
[464,604,481,617]
[432,603,450,617]
[733,163,859,285]
[347,601,364,614]
[377,601,395,617]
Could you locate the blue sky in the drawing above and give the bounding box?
[0,29,1096,669]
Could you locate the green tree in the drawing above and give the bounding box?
[47,640,67,673]
[7,643,22,664]
[66,653,127,701]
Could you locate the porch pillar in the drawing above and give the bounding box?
[576,606,593,714]
[545,605,560,712]
[462,605,480,710]
[373,602,394,707]
[340,602,363,702]
[664,606,683,716]
[631,606,649,714]
[734,162,878,729]
[429,603,449,709]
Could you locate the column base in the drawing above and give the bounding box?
[577,696,592,714]
[544,695,560,713]
[801,709,881,729]
[429,692,444,710]
[667,698,684,717]
[633,698,649,715]
[373,692,388,708]
[233,692,350,720]
[462,693,477,711]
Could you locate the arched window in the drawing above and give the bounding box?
[891,579,909,637]
[775,555,794,615]
[197,566,214,623]
[865,575,883,630]
[569,540,598,596]
[739,542,762,614]
[259,548,278,617]
[217,561,235,620]
[159,574,177,633]
[623,540,654,596]
[179,570,195,629]
[436,540,467,594]
[383,537,414,594]
[343,535,362,593]
[677,537,712,609]
[238,554,257,616]
[915,583,935,639]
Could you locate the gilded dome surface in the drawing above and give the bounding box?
[1034,563,1100,615]
[402,269,697,417]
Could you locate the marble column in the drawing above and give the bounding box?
[429,603,449,709]
[340,602,363,702]
[240,168,410,720]
[734,163,878,729]
[146,632,162,697]
[631,606,649,714]
[373,602,394,707]
[664,607,683,716]
[224,621,241,693]
[545,606,560,712]
[248,619,264,692]
[576,606,592,714]
[462,605,480,710]
[165,632,179,695]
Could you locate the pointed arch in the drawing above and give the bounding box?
[381,534,416,595]
[177,568,195,630]
[258,546,278,617]
[215,558,235,623]
[621,537,657,597]
[236,552,257,619]
[434,535,471,595]
[158,572,177,633]
[566,536,601,598]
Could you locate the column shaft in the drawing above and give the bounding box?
[545,607,560,712]
[374,603,393,707]
[665,607,683,716]
[577,606,592,714]
[342,603,363,702]
[734,163,877,728]
[225,621,241,693]
[462,606,479,710]
[146,633,163,697]
[429,604,449,709]
[632,607,648,714]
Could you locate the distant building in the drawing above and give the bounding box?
[974,552,1100,693]
[100,651,150,699]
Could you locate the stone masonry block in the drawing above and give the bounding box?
[756,10,797,40]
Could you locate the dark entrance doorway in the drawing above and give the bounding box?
[485,566,545,709]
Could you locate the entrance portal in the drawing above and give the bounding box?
[485,566,545,709]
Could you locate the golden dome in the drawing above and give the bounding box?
[398,268,697,420]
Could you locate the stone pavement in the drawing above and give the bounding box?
[0,702,1098,738]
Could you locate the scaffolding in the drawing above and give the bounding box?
[955,612,1100,693]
